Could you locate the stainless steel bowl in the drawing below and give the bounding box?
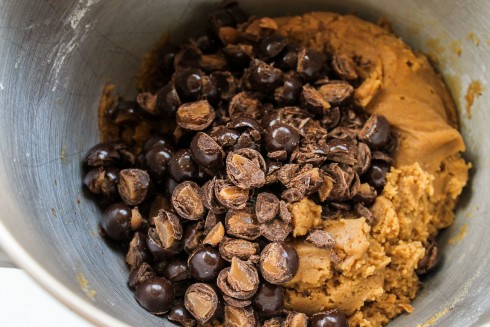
[0,1,488,326]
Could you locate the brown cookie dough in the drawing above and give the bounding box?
[274,12,470,327]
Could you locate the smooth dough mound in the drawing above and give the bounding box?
[276,12,470,327]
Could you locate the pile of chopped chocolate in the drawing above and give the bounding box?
[83,1,396,326]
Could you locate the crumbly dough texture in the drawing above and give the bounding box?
[276,13,470,327]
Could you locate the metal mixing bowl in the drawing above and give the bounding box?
[0,0,488,326]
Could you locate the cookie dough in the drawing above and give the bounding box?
[275,12,470,327]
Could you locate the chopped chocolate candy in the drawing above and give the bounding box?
[264,318,282,327]
[283,312,308,327]
[358,114,391,149]
[297,48,325,82]
[172,181,206,220]
[128,263,155,289]
[248,59,284,93]
[162,257,191,282]
[135,277,174,315]
[168,149,201,182]
[226,149,266,189]
[265,123,300,155]
[309,310,348,327]
[252,282,284,317]
[101,203,132,241]
[217,257,259,299]
[255,192,280,223]
[224,306,257,327]
[225,208,261,240]
[168,300,196,327]
[188,247,226,281]
[144,145,173,182]
[117,169,150,206]
[305,230,335,249]
[182,222,204,254]
[126,232,151,269]
[416,238,440,275]
[202,221,225,246]
[332,54,358,81]
[214,178,249,209]
[190,132,224,169]
[260,219,293,242]
[176,100,216,131]
[184,283,220,324]
[219,237,260,262]
[301,84,330,116]
[318,80,354,105]
[259,242,299,284]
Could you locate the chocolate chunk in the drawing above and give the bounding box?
[252,282,284,317]
[265,160,282,185]
[117,169,150,206]
[305,230,335,249]
[283,312,308,327]
[85,142,124,167]
[332,54,358,81]
[168,149,201,182]
[144,145,173,182]
[217,258,259,299]
[297,48,325,82]
[354,203,375,225]
[173,68,203,101]
[223,295,252,308]
[176,100,216,131]
[225,208,261,240]
[214,179,249,209]
[358,115,391,149]
[276,45,299,70]
[190,132,224,169]
[83,167,105,194]
[188,247,226,281]
[248,59,284,93]
[371,151,395,166]
[310,310,348,327]
[318,80,354,105]
[275,75,303,107]
[260,34,287,60]
[326,138,357,166]
[416,239,440,275]
[182,221,204,254]
[260,219,293,242]
[201,179,225,214]
[265,123,300,155]
[364,160,390,190]
[259,242,299,284]
[224,306,257,327]
[163,257,191,282]
[279,201,292,223]
[227,116,264,135]
[355,142,372,176]
[172,181,206,220]
[126,232,151,269]
[300,84,330,116]
[223,44,253,69]
[184,283,220,324]
[135,277,174,315]
[226,149,266,189]
[204,210,221,234]
[255,192,280,223]
[128,263,155,289]
[101,203,132,241]
[228,92,262,119]
[203,221,225,246]
[168,300,196,327]
[353,183,377,205]
[211,71,238,101]
[211,126,240,148]
[109,100,141,125]
[323,164,358,201]
[219,237,260,262]
[147,212,183,258]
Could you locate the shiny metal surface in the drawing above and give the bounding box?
[0,0,488,326]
